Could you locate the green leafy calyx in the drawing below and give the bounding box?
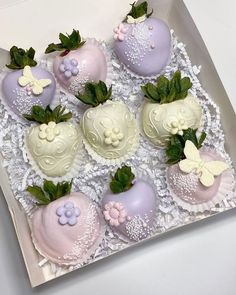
[166,128,206,164]
[76,81,112,107]
[110,166,135,194]
[45,29,85,55]
[141,70,192,104]
[27,180,72,205]
[126,1,153,19]
[23,105,72,124]
[6,46,37,70]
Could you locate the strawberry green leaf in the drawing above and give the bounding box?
[27,180,73,205]
[126,1,153,19]
[141,70,192,104]
[6,46,37,70]
[45,29,85,54]
[76,81,112,107]
[166,128,207,164]
[26,186,50,205]
[110,166,135,194]
[23,105,72,124]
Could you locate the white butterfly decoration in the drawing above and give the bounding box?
[179,140,229,187]
[126,15,147,24]
[18,65,51,96]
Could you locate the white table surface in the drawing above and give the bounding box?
[0,0,236,294]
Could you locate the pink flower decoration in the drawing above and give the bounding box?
[113,23,128,42]
[103,201,127,227]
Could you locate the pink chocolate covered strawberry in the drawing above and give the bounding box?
[166,129,233,212]
[27,180,105,265]
[45,29,109,95]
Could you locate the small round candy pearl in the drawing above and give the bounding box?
[148,26,153,30]
[113,128,120,134]
[59,64,65,73]
[70,59,78,66]
[150,43,155,49]
[112,141,120,147]
[65,210,73,218]
[68,217,77,226]
[65,64,72,71]
[65,70,72,78]
[71,68,79,76]
[104,130,112,137]
[63,58,70,65]
[105,138,112,145]
[65,202,74,209]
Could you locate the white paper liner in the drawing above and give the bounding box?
[0,65,60,125]
[167,147,235,213]
[29,206,107,266]
[45,38,114,97]
[80,120,140,167]
[23,124,86,182]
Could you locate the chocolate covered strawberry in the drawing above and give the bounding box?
[27,180,105,265]
[24,105,81,177]
[102,166,157,241]
[113,1,171,77]
[76,81,139,163]
[45,29,108,95]
[2,46,56,119]
[165,129,232,212]
[141,71,202,147]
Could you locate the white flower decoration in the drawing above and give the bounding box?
[104,127,124,147]
[38,121,60,142]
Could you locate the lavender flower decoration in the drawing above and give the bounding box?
[59,58,79,79]
[56,201,80,226]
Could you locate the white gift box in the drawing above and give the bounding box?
[0,0,235,287]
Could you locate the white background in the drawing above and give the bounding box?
[0,0,236,294]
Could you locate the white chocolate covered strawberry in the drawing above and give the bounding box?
[141,71,202,148]
[24,105,81,177]
[76,81,139,163]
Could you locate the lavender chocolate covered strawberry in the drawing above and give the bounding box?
[166,129,232,212]
[2,46,56,118]
[27,180,105,265]
[45,29,108,95]
[102,166,157,241]
[113,1,171,77]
